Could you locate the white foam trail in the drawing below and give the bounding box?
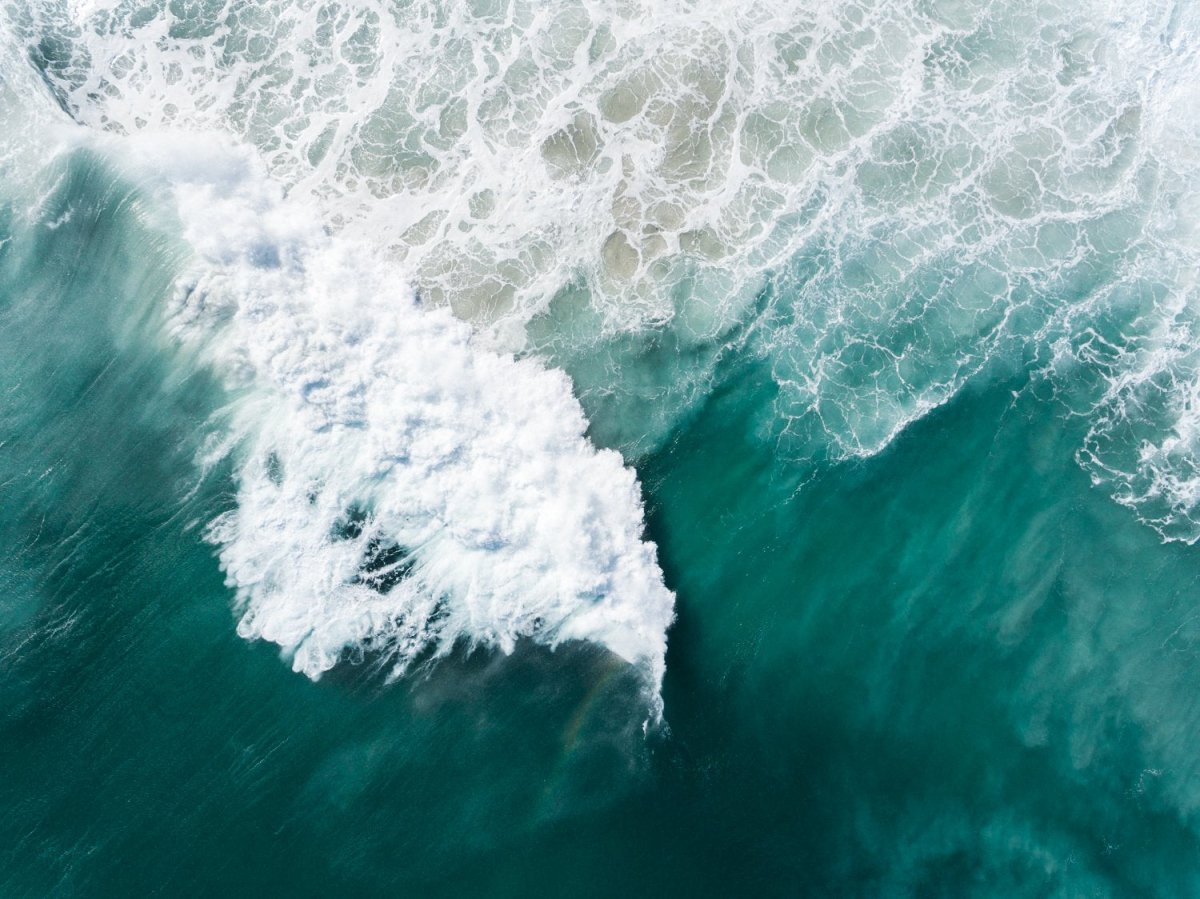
[1048,17,1200,544]
[117,133,673,702]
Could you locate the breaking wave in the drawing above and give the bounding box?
[13,0,1200,543]
[7,0,1200,704]
[127,133,675,698]
[0,17,673,703]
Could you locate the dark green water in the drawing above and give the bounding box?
[5,145,1200,896]
[9,0,1200,893]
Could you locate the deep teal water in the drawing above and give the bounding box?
[5,145,1200,896]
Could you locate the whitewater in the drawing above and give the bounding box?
[4,0,1200,703]
[11,0,1200,895]
[1,10,676,703]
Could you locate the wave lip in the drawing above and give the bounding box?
[127,134,673,702]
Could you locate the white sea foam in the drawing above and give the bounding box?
[114,133,672,701]
[11,0,1200,545]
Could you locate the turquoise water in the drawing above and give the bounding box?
[5,1,1200,895]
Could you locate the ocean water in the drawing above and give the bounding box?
[4,0,1200,894]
